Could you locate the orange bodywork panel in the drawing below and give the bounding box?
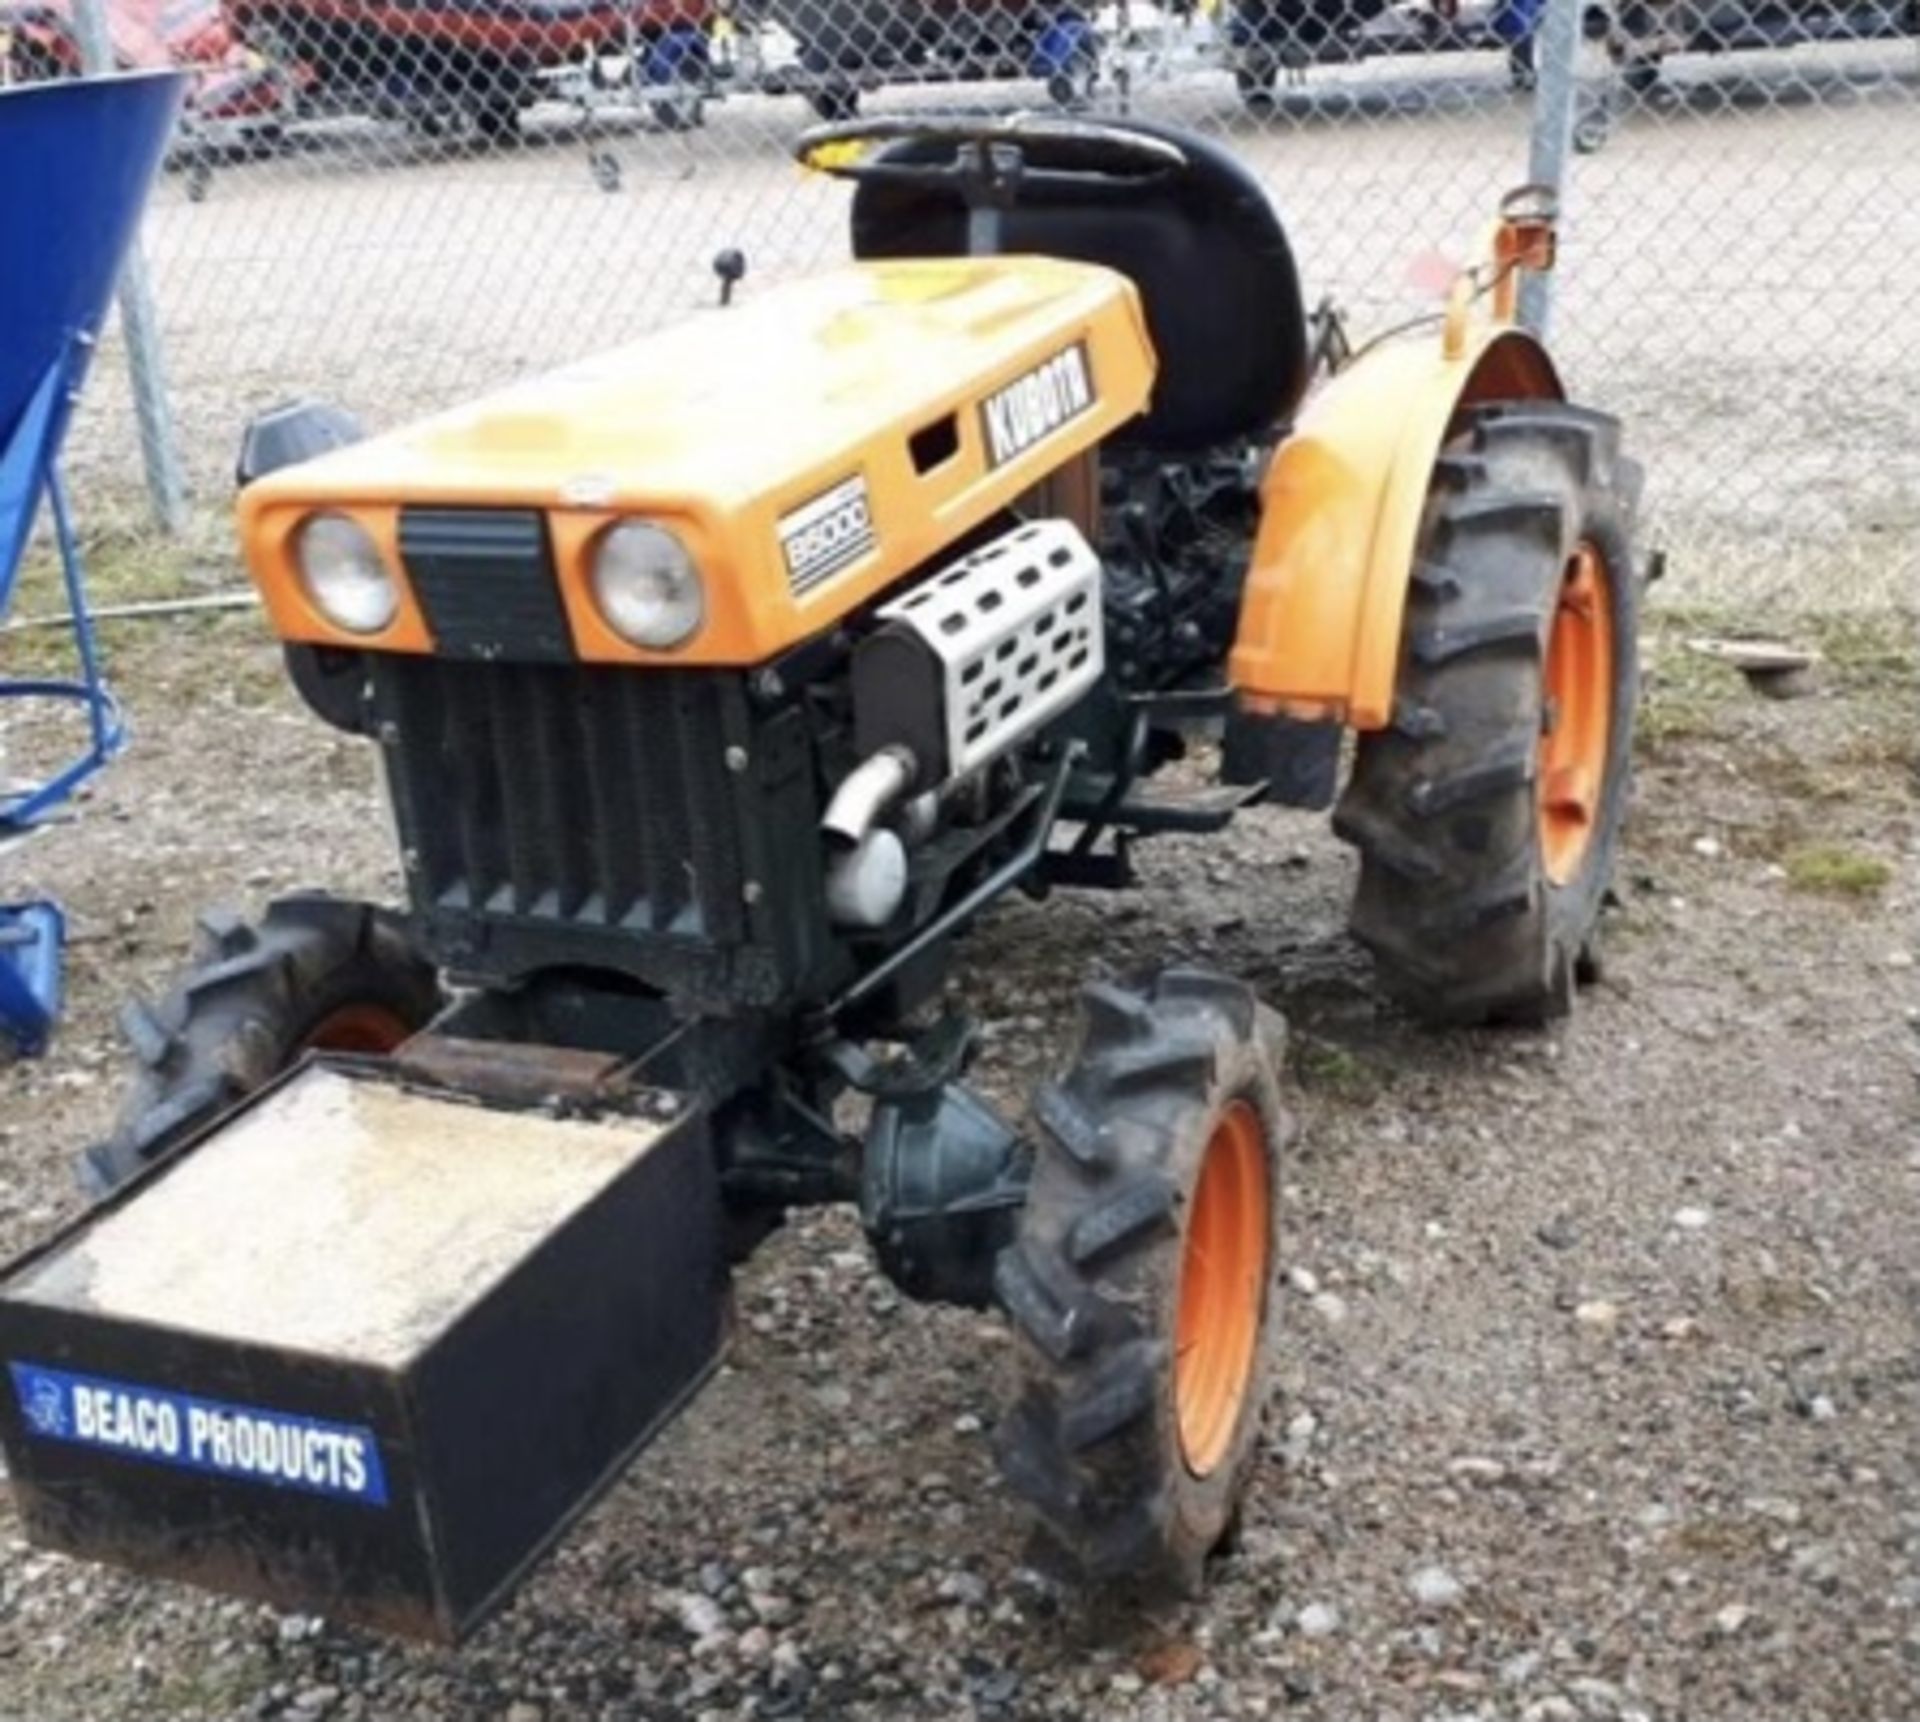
[238,257,1156,664]
[1228,324,1562,730]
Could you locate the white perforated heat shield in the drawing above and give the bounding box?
[877,520,1104,780]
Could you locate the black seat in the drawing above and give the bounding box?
[849,119,1309,454]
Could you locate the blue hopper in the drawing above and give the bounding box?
[0,69,186,1052]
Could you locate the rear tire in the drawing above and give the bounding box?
[1333,401,1640,1026]
[994,970,1291,1596]
[82,896,440,1194]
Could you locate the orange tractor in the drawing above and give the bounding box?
[0,115,1637,1636]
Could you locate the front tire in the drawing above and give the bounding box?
[994,971,1291,1596]
[83,896,440,1194]
[1333,401,1640,1026]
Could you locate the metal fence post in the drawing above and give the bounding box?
[1520,0,1582,336]
[69,0,190,534]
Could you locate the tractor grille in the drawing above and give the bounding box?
[398,507,573,665]
[372,657,748,940]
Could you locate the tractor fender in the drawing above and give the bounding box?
[1228,324,1562,731]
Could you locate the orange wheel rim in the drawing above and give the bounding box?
[302,1003,413,1056]
[1538,540,1615,886]
[1174,1100,1271,1478]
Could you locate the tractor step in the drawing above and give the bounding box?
[1062,776,1266,835]
[0,1058,724,1642]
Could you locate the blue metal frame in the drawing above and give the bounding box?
[0,342,125,1054]
[0,428,129,834]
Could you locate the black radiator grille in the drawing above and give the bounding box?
[398,507,573,664]
[374,657,748,940]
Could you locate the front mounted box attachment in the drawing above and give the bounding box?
[0,1060,725,1641]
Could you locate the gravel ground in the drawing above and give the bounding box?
[0,598,1912,1720]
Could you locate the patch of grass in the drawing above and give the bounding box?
[1637,678,1728,753]
[1804,610,1918,696]
[1830,721,1920,782]
[1782,844,1893,898]
[8,517,230,613]
[5,522,256,677]
[1672,1514,1772,1561]
[1291,1036,1390,1101]
[1635,616,1740,756]
[147,1661,269,1718]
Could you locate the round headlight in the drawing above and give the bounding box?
[590,522,704,649]
[294,513,397,635]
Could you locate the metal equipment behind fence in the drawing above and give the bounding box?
[10,0,1918,611]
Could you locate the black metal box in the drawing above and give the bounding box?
[0,1062,725,1641]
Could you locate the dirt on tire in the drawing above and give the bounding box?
[1335,402,1640,1026]
[996,971,1292,1595]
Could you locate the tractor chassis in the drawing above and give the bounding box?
[402,681,1334,1305]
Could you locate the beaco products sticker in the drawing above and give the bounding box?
[10,1362,388,1506]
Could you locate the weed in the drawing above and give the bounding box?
[1292,1036,1388,1100]
[1782,844,1893,898]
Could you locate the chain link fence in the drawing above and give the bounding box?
[10,0,1917,610]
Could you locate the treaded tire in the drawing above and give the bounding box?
[82,896,440,1195]
[994,969,1292,1597]
[1333,400,1640,1026]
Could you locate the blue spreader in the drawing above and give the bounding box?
[0,71,186,1053]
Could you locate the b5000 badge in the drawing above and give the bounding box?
[779,474,875,594]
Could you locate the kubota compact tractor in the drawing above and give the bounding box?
[0,114,1638,1639]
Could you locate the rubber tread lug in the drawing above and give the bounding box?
[1085,1035,1216,1099]
[1420,870,1536,936]
[1152,967,1256,1037]
[122,1072,231,1159]
[1409,609,1542,666]
[1442,490,1563,538]
[1331,804,1446,882]
[1431,453,1487,492]
[181,947,291,1004]
[1405,746,1534,817]
[1059,1340,1165,1451]
[1032,1081,1112,1172]
[1472,409,1601,481]
[1079,980,1156,1046]
[1409,560,1463,601]
[1390,699,1448,740]
[995,1247,1091,1365]
[119,998,174,1070]
[1065,1173,1178,1268]
[995,1400,1083,1518]
[1080,1501,1172,1581]
[193,907,255,960]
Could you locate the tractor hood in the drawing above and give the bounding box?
[239,256,1155,665]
